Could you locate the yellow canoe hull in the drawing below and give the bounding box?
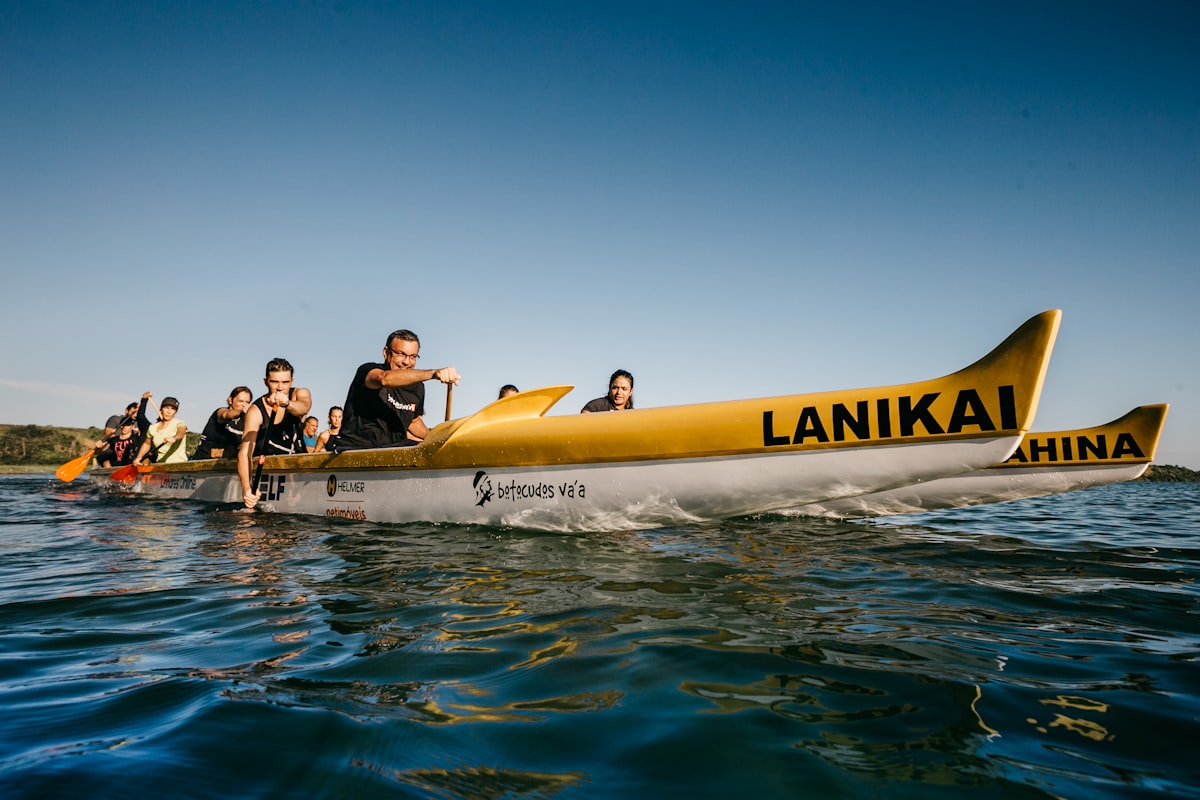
[92,310,1061,531]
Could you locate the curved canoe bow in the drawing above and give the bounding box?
[788,402,1168,519]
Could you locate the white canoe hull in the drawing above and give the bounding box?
[98,436,1020,532]
[787,462,1149,519]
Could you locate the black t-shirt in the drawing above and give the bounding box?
[581,396,618,413]
[109,436,138,466]
[337,361,426,450]
[192,408,246,459]
[97,411,141,466]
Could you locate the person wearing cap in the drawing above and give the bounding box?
[95,401,141,466]
[102,402,139,440]
[133,396,189,465]
[106,418,141,467]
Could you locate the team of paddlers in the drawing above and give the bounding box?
[90,328,635,510]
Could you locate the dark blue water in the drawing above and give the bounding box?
[1,474,1197,799]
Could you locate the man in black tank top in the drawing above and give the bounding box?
[237,358,313,510]
[333,329,461,452]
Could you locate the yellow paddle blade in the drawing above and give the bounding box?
[56,449,96,482]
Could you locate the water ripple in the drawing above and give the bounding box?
[0,475,1197,799]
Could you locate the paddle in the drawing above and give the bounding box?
[110,463,140,483]
[55,404,140,482]
[247,402,277,510]
[445,383,454,422]
[56,448,100,482]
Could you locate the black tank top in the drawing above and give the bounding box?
[252,395,306,456]
[193,409,246,459]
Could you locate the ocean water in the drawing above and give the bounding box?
[0,474,1196,800]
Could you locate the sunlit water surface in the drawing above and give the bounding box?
[1,475,1197,799]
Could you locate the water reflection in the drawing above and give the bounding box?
[3,476,1195,798]
[353,760,587,799]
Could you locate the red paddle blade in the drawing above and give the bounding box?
[110,464,140,483]
[56,449,96,482]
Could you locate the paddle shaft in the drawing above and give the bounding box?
[445,384,453,422]
[249,402,277,505]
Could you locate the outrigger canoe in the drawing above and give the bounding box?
[787,403,1168,519]
[90,310,1061,532]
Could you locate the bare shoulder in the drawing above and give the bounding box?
[244,403,264,430]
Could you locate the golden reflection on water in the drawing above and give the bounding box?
[350,760,587,799]
[1026,694,1114,742]
[187,512,316,592]
[412,689,624,725]
[1045,713,1113,742]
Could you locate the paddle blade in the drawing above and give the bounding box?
[110,464,140,483]
[56,449,96,482]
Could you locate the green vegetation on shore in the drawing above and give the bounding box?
[1139,464,1200,483]
[0,424,100,468]
[0,423,200,472]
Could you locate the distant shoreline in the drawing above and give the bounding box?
[2,423,1197,482]
[1,465,57,474]
[1140,464,1200,483]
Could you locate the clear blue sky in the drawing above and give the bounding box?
[2,1,1197,468]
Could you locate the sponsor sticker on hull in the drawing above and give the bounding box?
[325,474,367,520]
[326,475,366,497]
[146,474,198,491]
[472,470,585,508]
